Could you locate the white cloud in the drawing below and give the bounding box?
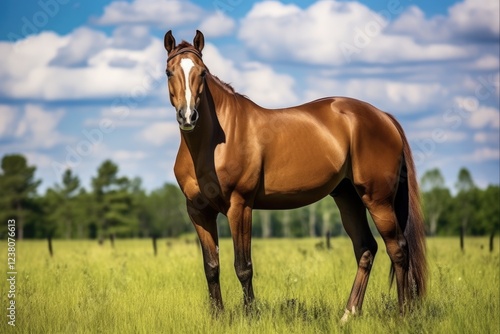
[469,55,499,71]
[0,105,18,136]
[0,29,165,100]
[93,0,237,38]
[111,25,152,50]
[2,104,71,150]
[138,122,179,146]
[462,147,500,162]
[0,26,294,107]
[239,1,367,65]
[83,106,172,130]
[0,31,64,82]
[461,74,499,100]
[102,106,170,120]
[112,150,148,161]
[237,62,297,107]
[452,96,500,129]
[409,129,467,143]
[93,0,202,27]
[199,12,236,37]
[49,27,108,67]
[389,6,446,42]
[390,0,499,43]
[409,113,469,143]
[238,0,469,66]
[24,152,55,169]
[19,105,68,148]
[474,132,500,144]
[304,76,446,113]
[202,43,297,107]
[245,1,302,18]
[468,105,500,129]
[448,0,499,38]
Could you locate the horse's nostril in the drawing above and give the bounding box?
[191,109,199,123]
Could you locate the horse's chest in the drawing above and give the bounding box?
[175,158,232,211]
[176,144,260,212]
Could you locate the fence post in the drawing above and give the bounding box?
[490,232,494,253]
[152,236,158,256]
[47,235,53,257]
[460,226,464,252]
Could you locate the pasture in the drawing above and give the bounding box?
[1,237,498,333]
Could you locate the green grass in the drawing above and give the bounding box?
[0,237,498,333]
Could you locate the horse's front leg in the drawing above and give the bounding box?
[227,196,255,307]
[187,201,223,311]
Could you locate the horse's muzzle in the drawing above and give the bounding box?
[177,108,198,131]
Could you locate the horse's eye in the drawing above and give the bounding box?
[201,69,207,78]
[166,69,173,78]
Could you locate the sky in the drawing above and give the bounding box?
[0,0,498,193]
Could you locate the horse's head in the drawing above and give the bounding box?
[164,30,207,132]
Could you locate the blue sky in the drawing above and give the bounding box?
[0,0,498,193]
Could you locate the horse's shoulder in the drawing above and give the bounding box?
[173,149,199,198]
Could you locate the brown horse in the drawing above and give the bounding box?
[164,30,427,321]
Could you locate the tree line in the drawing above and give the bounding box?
[0,154,498,240]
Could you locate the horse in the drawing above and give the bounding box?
[163,30,427,321]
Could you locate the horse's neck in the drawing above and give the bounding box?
[205,75,240,126]
[181,75,230,159]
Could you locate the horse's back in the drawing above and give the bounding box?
[252,96,403,209]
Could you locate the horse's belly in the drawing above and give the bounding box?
[253,188,333,210]
[253,127,348,208]
[254,159,346,210]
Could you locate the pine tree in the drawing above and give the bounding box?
[420,168,451,236]
[91,160,136,241]
[455,167,476,235]
[0,154,41,239]
[44,169,82,238]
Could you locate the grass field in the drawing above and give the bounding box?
[0,237,498,333]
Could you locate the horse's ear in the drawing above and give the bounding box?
[193,30,204,53]
[164,30,176,53]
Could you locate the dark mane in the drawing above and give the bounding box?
[209,74,237,94]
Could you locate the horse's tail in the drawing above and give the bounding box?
[386,113,428,301]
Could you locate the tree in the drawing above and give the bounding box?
[473,185,500,236]
[308,202,318,237]
[281,210,292,238]
[420,168,451,236]
[259,210,272,238]
[0,154,41,240]
[74,188,97,238]
[91,160,136,240]
[147,183,188,237]
[130,177,151,238]
[456,168,475,194]
[49,169,81,238]
[318,197,342,237]
[454,168,476,241]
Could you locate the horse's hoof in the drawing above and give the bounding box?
[340,306,357,325]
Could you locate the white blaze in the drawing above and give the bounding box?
[180,58,195,123]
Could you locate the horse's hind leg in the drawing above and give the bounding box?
[332,179,378,323]
[361,192,409,313]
